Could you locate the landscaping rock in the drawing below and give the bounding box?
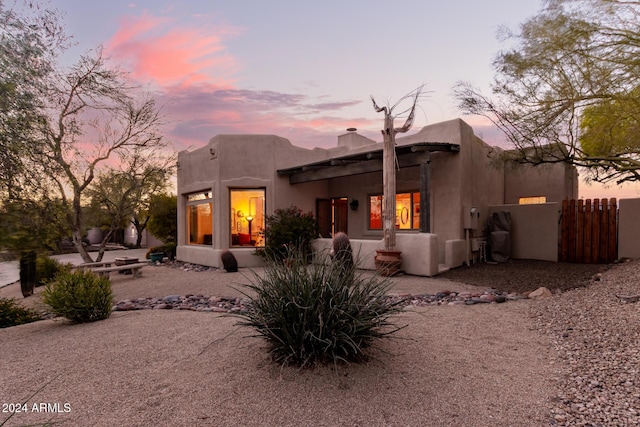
[113,288,524,313]
[528,287,553,299]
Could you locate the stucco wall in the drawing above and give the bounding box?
[504,162,578,204]
[176,120,577,272]
[488,203,560,262]
[618,198,640,259]
[312,233,439,276]
[177,134,327,267]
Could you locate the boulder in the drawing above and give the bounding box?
[528,287,553,299]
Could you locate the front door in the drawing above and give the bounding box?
[333,198,348,234]
[316,198,348,237]
[316,199,332,238]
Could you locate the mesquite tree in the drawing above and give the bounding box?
[455,0,640,184]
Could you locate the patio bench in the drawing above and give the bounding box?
[91,262,149,278]
[74,261,113,269]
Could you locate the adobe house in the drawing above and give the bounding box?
[176,118,577,275]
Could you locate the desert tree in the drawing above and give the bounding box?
[1,2,172,263]
[0,0,65,199]
[39,50,171,262]
[454,0,640,184]
[86,147,174,258]
[147,193,178,245]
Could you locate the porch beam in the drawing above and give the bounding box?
[420,154,431,233]
[287,152,432,184]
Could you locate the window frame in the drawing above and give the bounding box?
[186,191,213,246]
[368,191,421,231]
[229,187,266,248]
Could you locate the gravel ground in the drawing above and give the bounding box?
[2,256,638,426]
[438,259,609,294]
[532,258,640,426]
[0,262,554,427]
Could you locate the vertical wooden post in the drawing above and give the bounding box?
[591,199,600,263]
[419,154,431,233]
[569,199,577,262]
[584,199,592,263]
[599,198,609,263]
[576,199,584,262]
[560,199,570,262]
[609,198,618,262]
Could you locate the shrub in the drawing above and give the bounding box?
[36,256,71,287]
[42,270,113,323]
[164,242,177,260]
[259,206,318,261]
[0,297,41,328]
[234,248,404,367]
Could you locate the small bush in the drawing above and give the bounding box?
[36,256,71,287]
[234,248,404,367]
[42,270,113,323]
[164,242,177,260]
[259,206,318,261]
[0,297,41,328]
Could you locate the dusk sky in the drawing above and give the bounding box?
[53,0,639,198]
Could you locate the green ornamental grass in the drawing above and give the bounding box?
[35,256,71,287]
[0,297,41,328]
[42,270,113,323]
[235,248,405,367]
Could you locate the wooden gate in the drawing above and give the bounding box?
[560,198,618,263]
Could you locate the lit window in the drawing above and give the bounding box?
[519,196,547,205]
[186,191,213,245]
[369,195,382,229]
[230,188,265,247]
[369,192,420,230]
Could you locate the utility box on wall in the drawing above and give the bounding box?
[463,206,480,230]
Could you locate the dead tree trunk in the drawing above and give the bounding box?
[372,87,422,251]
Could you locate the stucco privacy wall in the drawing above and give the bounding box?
[504,163,579,204]
[488,203,560,262]
[618,198,640,259]
[312,233,439,276]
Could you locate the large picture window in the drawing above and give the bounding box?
[369,192,420,230]
[230,188,265,247]
[186,191,213,245]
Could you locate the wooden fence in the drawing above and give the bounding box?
[560,198,618,263]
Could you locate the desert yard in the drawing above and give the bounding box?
[1,258,638,426]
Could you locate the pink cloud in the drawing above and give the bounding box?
[101,12,373,151]
[105,11,240,89]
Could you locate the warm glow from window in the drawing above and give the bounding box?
[369,192,420,230]
[230,188,265,247]
[369,195,382,229]
[186,191,212,245]
[519,196,547,205]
